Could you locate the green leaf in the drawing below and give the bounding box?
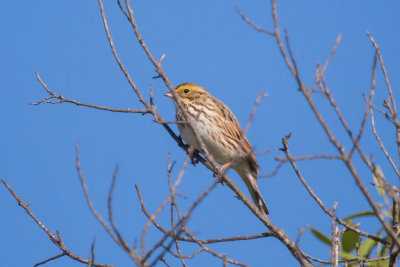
[359,238,377,258]
[343,211,376,222]
[339,251,357,260]
[372,165,386,197]
[341,230,359,252]
[310,228,331,246]
[378,237,390,257]
[367,258,389,267]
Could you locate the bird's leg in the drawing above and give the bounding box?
[220,163,231,172]
[213,163,231,185]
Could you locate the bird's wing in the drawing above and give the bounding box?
[213,98,260,174]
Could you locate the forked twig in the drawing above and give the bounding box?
[281,134,389,246]
[75,142,144,265]
[370,109,400,178]
[33,73,149,114]
[1,179,113,267]
[367,31,400,180]
[235,7,274,36]
[267,0,400,250]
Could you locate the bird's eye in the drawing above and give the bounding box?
[184,89,190,93]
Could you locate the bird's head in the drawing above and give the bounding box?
[164,83,209,102]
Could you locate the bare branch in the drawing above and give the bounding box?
[161,245,203,259]
[180,232,273,244]
[321,33,342,76]
[243,90,267,136]
[367,31,400,173]
[311,33,342,91]
[275,154,341,163]
[179,226,249,267]
[296,225,309,247]
[270,0,296,76]
[33,73,149,114]
[234,7,274,36]
[114,3,312,264]
[87,238,96,267]
[1,179,113,267]
[371,109,400,178]
[75,143,144,265]
[389,188,400,267]
[304,253,390,265]
[158,257,171,267]
[138,179,218,263]
[168,156,187,267]
[140,156,189,260]
[366,32,397,118]
[268,0,400,248]
[259,161,284,178]
[34,253,67,267]
[349,51,378,159]
[331,202,340,267]
[75,142,119,243]
[281,134,389,246]
[97,0,149,108]
[122,0,175,92]
[105,164,137,261]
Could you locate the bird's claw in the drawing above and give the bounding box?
[187,147,200,165]
[213,172,225,185]
[218,175,225,185]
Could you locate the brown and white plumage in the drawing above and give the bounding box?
[165,83,269,215]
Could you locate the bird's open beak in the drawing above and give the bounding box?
[164,92,173,98]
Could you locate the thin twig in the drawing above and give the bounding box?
[310,33,342,92]
[179,232,273,244]
[331,201,339,267]
[367,31,400,175]
[389,188,400,266]
[75,142,119,244]
[158,257,171,267]
[98,0,149,107]
[275,154,341,163]
[168,156,187,267]
[296,225,309,247]
[179,226,249,267]
[349,51,378,159]
[119,2,313,264]
[140,156,189,260]
[259,161,284,178]
[88,238,96,267]
[269,0,400,248]
[97,8,308,266]
[270,0,295,76]
[139,179,218,263]
[106,165,135,260]
[33,73,149,114]
[281,134,389,246]
[234,7,274,36]
[34,253,67,267]
[1,179,113,267]
[75,143,144,265]
[370,109,400,178]
[161,245,203,259]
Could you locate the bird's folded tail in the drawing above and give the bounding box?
[239,171,269,215]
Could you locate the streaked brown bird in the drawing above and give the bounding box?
[165,83,269,215]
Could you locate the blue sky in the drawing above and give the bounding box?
[1,1,400,266]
